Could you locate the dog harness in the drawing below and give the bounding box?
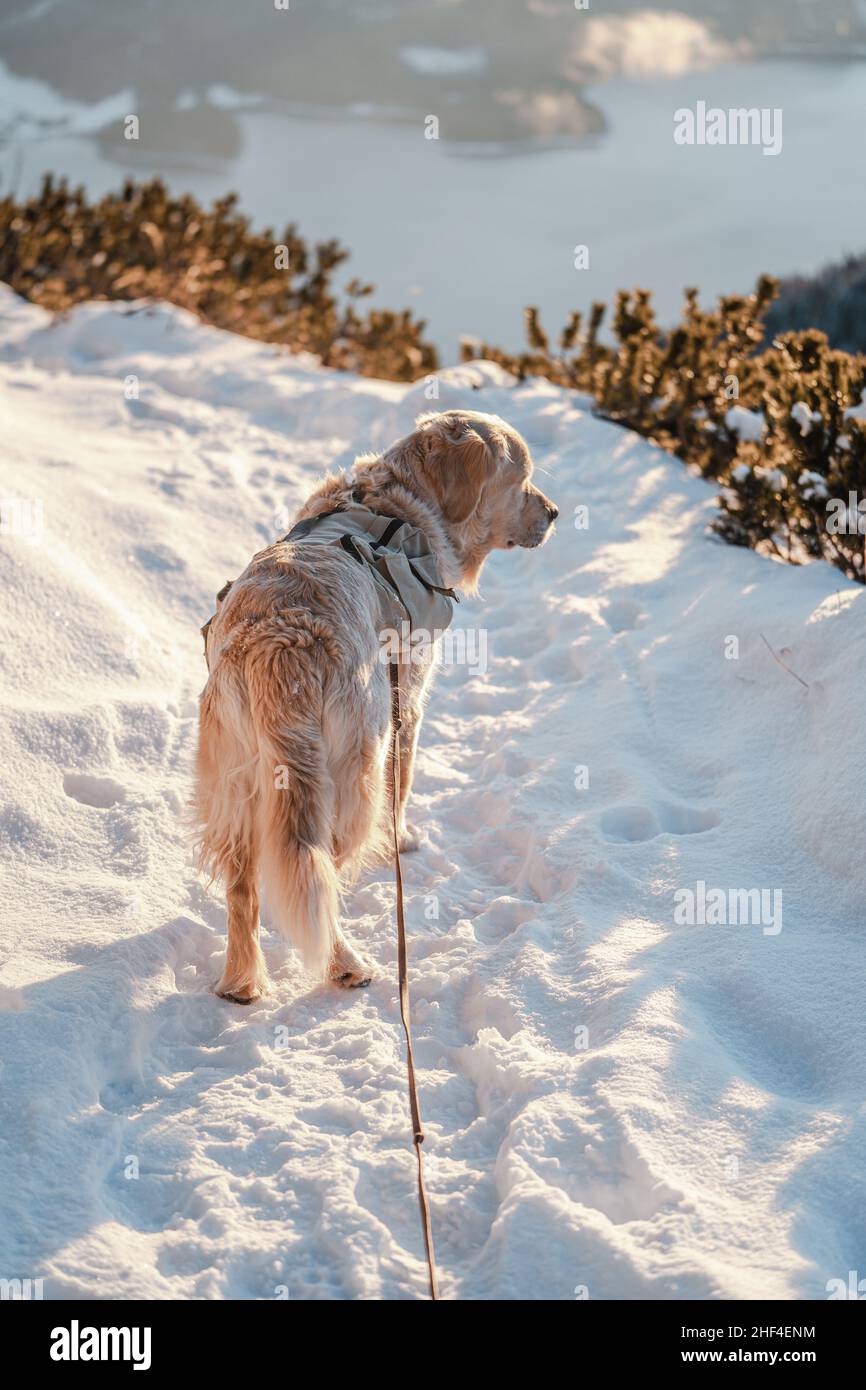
[201,504,458,659]
[282,504,458,635]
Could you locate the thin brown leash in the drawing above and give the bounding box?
[388,657,439,1301]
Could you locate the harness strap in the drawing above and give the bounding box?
[374,516,406,549]
[282,508,347,543]
[389,658,439,1302]
[284,508,409,547]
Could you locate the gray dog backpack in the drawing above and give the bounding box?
[201,503,458,660]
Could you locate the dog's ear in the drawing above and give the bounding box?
[414,412,497,523]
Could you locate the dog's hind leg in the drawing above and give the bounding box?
[328,725,387,875]
[245,628,375,988]
[196,666,270,1003]
[322,695,386,988]
[217,852,267,1004]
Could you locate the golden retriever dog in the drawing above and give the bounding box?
[194,409,558,1002]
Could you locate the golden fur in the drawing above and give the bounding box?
[194,409,558,1002]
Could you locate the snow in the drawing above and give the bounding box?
[798,470,829,501]
[792,401,822,438]
[844,387,866,424]
[725,404,765,443]
[753,465,787,492]
[1,286,865,1301]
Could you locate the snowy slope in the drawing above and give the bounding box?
[1,285,864,1301]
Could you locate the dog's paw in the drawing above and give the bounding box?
[215,968,267,1005]
[329,935,374,989]
[332,970,372,989]
[397,821,422,854]
[218,989,261,1005]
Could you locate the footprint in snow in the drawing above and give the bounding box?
[63,772,127,808]
[539,645,589,683]
[602,597,645,633]
[658,802,721,835]
[132,543,186,574]
[600,802,720,843]
[125,396,207,433]
[600,805,659,843]
[479,743,534,778]
[472,895,540,944]
[146,464,194,498]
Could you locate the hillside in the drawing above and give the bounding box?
[0,286,864,1299]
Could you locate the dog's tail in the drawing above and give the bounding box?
[246,614,341,979]
[196,612,341,981]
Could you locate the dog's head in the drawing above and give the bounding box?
[405,410,558,584]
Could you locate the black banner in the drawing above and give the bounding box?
[6,1297,863,1373]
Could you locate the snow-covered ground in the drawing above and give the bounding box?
[1,286,864,1301]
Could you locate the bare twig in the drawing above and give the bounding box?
[760,632,809,690]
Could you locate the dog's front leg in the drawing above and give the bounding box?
[395,706,422,852]
[392,660,432,853]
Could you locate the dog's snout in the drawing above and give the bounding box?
[547,503,559,523]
